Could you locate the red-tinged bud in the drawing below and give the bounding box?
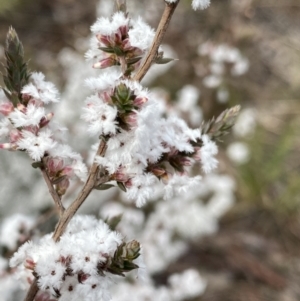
[124,178,133,188]
[102,91,112,103]
[179,157,193,166]
[96,34,111,46]
[161,172,170,184]
[0,102,14,116]
[35,291,56,301]
[40,112,54,128]
[119,25,128,38]
[61,166,74,177]
[122,38,130,50]
[16,103,26,112]
[56,178,70,196]
[124,112,137,127]
[24,257,36,270]
[47,157,64,174]
[113,168,130,182]
[23,125,39,135]
[150,166,167,177]
[21,93,32,103]
[9,129,22,143]
[28,98,44,108]
[133,96,148,107]
[114,31,123,45]
[93,57,116,69]
[0,143,17,150]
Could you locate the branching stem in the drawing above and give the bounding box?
[40,160,65,217]
[133,1,180,82]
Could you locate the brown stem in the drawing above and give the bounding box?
[133,1,180,82]
[40,159,65,217]
[24,140,107,301]
[24,280,38,301]
[52,139,107,242]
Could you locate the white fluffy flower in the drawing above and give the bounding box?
[192,0,211,10]
[82,95,118,136]
[16,129,57,161]
[9,104,45,127]
[22,72,60,103]
[91,11,128,36]
[10,215,126,301]
[200,134,218,173]
[128,18,155,51]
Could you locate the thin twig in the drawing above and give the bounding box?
[24,140,108,301]
[133,1,180,82]
[24,280,39,301]
[40,159,65,217]
[52,139,108,242]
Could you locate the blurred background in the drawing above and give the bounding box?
[0,0,300,300]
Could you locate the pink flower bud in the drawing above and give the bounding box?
[119,25,128,37]
[122,38,134,51]
[114,31,123,45]
[47,157,64,174]
[124,178,133,188]
[96,34,111,46]
[35,291,55,301]
[102,91,112,103]
[24,257,36,270]
[179,157,192,166]
[150,166,166,177]
[133,96,148,107]
[113,168,130,182]
[17,103,26,113]
[61,166,74,177]
[56,178,70,196]
[0,102,14,116]
[40,112,54,128]
[28,98,44,107]
[124,112,137,127]
[9,129,22,143]
[93,57,116,69]
[21,93,32,103]
[0,143,17,150]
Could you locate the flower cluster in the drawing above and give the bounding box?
[80,10,225,207]
[10,215,141,301]
[0,28,87,196]
[86,11,155,76]
[83,71,219,206]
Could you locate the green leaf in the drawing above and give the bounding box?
[117,181,127,192]
[105,214,123,231]
[155,57,176,64]
[94,183,115,190]
[98,46,115,54]
[31,161,44,169]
